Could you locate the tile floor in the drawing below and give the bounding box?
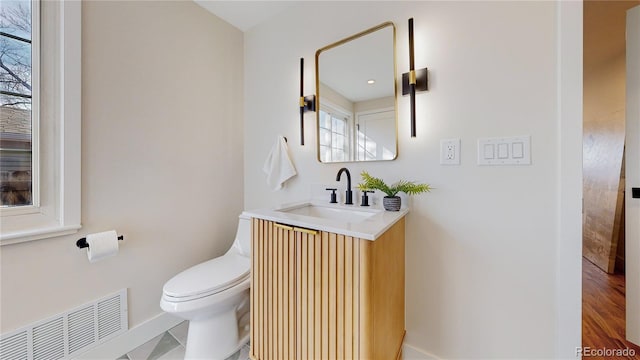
[117,321,250,360]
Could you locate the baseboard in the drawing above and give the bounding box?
[72,314,437,360]
[72,312,182,360]
[403,343,440,360]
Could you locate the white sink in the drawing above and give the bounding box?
[244,201,408,240]
[276,203,380,223]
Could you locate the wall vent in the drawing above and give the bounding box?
[0,331,27,360]
[0,289,127,360]
[32,318,64,360]
[67,306,95,354]
[97,296,122,340]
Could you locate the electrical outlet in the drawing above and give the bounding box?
[440,138,461,165]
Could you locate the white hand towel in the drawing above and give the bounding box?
[263,135,297,191]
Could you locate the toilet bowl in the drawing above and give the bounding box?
[160,214,251,360]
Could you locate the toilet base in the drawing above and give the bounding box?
[185,318,249,359]
[183,296,250,360]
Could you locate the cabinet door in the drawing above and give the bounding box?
[296,227,319,360]
[250,219,366,360]
[298,230,362,360]
[251,219,297,360]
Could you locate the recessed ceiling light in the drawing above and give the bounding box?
[367,79,376,84]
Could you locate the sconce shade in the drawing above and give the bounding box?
[299,57,316,145]
[300,58,305,145]
[409,18,415,71]
[402,18,428,138]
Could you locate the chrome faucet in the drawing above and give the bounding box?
[336,167,353,205]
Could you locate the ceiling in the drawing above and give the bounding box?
[193,1,303,32]
[195,1,395,104]
[201,0,640,73]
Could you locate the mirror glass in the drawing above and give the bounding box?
[315,22,397,163]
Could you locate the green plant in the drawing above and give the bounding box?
[357,171,431,197]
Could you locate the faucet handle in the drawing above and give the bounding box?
[325,188,338,203]
[361,190,374,207]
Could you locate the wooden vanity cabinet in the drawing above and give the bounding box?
[249,217,405,360]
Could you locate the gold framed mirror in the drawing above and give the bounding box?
[315,22,397,163]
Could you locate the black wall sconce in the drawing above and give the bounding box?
[402,18,428,138]
[300,57,316,145]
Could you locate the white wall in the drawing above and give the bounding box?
[244,2,577,358]
[0,1,244,333]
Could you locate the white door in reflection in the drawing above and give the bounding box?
[356,108,395,161]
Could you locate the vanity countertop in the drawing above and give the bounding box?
[243,201,408,241]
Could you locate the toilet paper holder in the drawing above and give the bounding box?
[76,235,124,249]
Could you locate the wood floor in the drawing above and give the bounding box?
[582,257,640,357]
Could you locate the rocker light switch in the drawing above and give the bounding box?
[477,136,531,165]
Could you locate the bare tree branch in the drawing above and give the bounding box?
[0,3,30,35]
[0,2,32,107]
[1,100,29,107]
[0,56,31,91]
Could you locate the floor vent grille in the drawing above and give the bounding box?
[0,289,127,360]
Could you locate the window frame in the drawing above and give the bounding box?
[0,0,81,245]
[319,102,353,162]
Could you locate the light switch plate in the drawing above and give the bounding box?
[477,136,531,165]
[440,138,461,165]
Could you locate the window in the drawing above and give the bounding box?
[0,0,38,208]
[319,106,352,162]
[0,0,81,245]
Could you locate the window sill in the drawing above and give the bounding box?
[1,224,81,245]
[1,214,81,245]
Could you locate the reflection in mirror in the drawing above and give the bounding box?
[316,22,397,163]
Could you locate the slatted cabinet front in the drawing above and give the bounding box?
[250,218,405,360]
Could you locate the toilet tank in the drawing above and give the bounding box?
[231,213,252,257]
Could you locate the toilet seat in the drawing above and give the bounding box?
[163,253,250,302]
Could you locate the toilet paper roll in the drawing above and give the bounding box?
[86,230,119,263]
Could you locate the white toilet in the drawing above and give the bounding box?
[160,214,251,360]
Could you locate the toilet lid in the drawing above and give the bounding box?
[163,253,250,299]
